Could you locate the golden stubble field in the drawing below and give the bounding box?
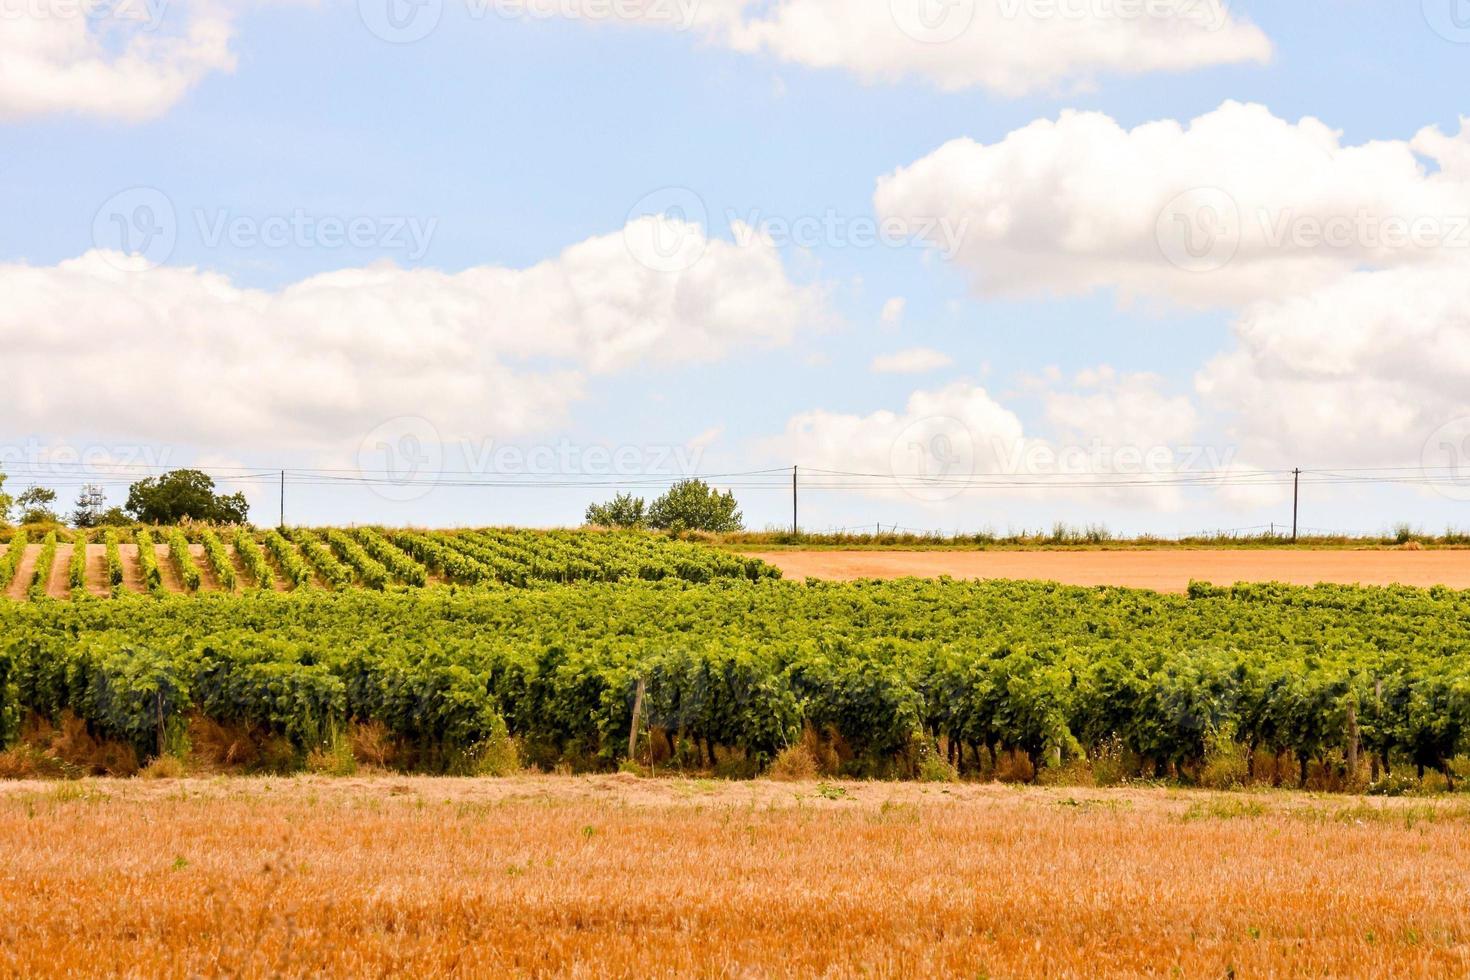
[1,777,1468,977]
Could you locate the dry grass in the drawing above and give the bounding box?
[0,777,1467,976]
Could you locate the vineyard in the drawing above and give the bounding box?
[0,527,777,599]
[3,575,1470,789]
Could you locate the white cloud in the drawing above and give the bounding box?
[870,347,953,375]
[1196,261,1470,465]
[771,373,1240,512]
[0,0,237,120]
[547,0,1269,95]
[0,216,825,452]
[876,102,1470,307]
[879,296,906,328]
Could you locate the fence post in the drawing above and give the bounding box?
[627,677,646,761]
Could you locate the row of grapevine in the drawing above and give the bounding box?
[200,530,237,592]
[0,530,28,591]
[233,528,273,590]
[323,529,389,590]
[134,529,163,595]
[27,532,59,601]
[68,534,89,596]
[104,530,125,597]
[352,528,428,587]
[263,529,312,589]
[389,531,494,584]
[166,528,202,592]
[288,529,352,589]
[7,579,1470,783]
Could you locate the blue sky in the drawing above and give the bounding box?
[4,1,1470,532]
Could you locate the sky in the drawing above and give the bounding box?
[3,0,1470,534]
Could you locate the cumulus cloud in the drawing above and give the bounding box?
[770,371,1246,512]
[879,296,906,329]
[537,0,1269,95]
[876,102,1470,307]
[870,347,953,374]
[0,216,825,451]
[1196,261,1470,465]
[0,0,237,120]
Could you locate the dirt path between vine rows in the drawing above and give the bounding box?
[750,549,1470,592]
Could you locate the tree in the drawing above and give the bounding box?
[72,485,109,528]
[585,492,648,529]
[0,469,11,526]
[647,480,743,534]
[16,485,60,525]
[125,470,249,524]
[95,507,135,528]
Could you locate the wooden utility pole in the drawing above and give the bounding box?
[792,465,798,536]
[279,470,286,530]
[1292,468,1301,543]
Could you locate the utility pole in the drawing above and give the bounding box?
[1292,468,1301,543]
[791,465,799,537]
[279,470,286,530]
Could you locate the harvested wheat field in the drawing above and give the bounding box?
[0,776,1467,977]
[751,548,1470,593]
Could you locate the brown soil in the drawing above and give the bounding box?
[752,548,1470,592]
[3,544,39,600]
[116,544,145,595]
[45,546,73,599]
[83,544,112,598]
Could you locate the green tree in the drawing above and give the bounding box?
[16,485,60,524]
[647,480,743,534]
[125,470,249,525]
[0,469,11,526]
[585,492,648,529]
